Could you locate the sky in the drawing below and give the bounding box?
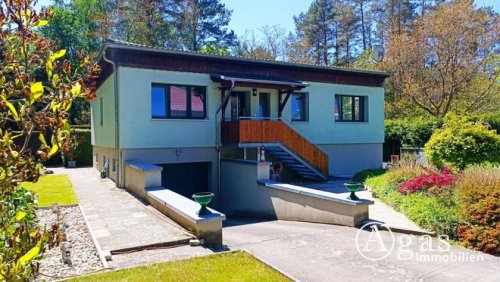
[36,0,500,37]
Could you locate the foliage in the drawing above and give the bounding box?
[67,251,290,282]
[352,169,386,183]
[383,0,499,117]
[22,175,78,207]
[0,0,99,193]
[0,188,59,281]
[166,0,236,51]
[199,44,230,56]
[425,114,500,169]
[364,168,460,239]
[72,128,92,166]
[456,166,500,255]
[0,1,98,279]
[384,113,500,161]
[399,167,456,195]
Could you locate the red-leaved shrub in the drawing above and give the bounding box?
[456,167,500,256]
[399,167,456,195]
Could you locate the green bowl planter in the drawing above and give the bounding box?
[192,192,214,215]
[344,182,363,201]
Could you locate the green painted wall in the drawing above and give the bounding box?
[95,67,385,149]
[91,74,115,147]
[119,67,218,149]
[281,82,385,144]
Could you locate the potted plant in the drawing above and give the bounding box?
[62,132,85,168]
[344,181,363,201]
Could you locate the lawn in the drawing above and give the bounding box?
[22,175,78,207]
[67,251,290,282]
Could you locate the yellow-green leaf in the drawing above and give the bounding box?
[46,61,53,78]
[16,243,41,266]
[52,74,59,87]
[50,49,66,61]
[48,144,58,158]
[35,20,49,27]
[5,100,19,121]
[30,82,44,104]
[39,133,47,146]
[70,82,81,96]
[15,211,27,221]
[64,101,72,112]
[62,119,71,133]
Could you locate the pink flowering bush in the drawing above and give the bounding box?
[399,167,457,195]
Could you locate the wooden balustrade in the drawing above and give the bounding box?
[221,120,329,176]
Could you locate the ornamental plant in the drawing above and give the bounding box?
[399,167,456,195]
[0,0,99,279]
[425,113,500,169]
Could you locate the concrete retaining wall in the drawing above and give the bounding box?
[221,159,372,227]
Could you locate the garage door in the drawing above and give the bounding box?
[159,162,210,199]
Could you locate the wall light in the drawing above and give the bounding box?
[252,88,257,96]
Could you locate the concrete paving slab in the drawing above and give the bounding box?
[224,219,500,282]
[51,167,193,252]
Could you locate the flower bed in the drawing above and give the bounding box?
[359,163,499,255]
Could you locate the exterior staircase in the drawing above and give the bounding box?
[265,144,327,181]
[221,119,329,181]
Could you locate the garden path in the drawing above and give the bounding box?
[300,179,427,233]
[51,167,213,269]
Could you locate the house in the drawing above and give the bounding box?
[92,40,389,208]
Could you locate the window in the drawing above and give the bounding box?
[151,84,206,119]
[291,92,307,121]
[335,95,366,122]
[99,97,104,125]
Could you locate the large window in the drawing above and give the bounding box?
[335,95,366,122]
[291,92,308,121]
[152,84,206,119]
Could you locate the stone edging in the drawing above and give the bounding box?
[78,204,110,269]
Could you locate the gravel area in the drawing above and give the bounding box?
[34,206,104,281]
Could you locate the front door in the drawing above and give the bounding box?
[230,92,247,120]
[258,92,270,119]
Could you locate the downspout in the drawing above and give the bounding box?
[215,80,235,210]
[102,48,121,188]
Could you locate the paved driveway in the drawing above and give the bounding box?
[224,219,500,282]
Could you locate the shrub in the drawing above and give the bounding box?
[399,167,456,195]
[456,167,500,255]
[425,114,500,169]
[387,160,427,186]
[384,118,443,161]
[61,129,92,166]
[0,188,58,280]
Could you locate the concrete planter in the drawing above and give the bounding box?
[67,160,77,168]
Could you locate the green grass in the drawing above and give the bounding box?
[22,175,78,207]
[66,251,290,282]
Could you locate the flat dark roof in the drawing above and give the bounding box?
[97,40,389,88]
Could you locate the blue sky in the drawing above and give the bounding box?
[36,0,499,37]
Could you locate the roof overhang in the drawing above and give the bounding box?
[210,74,309,91]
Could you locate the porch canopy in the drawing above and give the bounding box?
[210,73,309,91]
[210,73,309,118]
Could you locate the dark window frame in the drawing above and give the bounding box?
[151,83,207,120]
[335,95,366,122]
[291,92,308,122]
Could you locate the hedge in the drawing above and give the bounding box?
[72,128,92,166]
[384,113,500,161]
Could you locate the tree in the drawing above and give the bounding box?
[0,0,99,278]
[259,25,288,61]
[383,0,499,117]
[234,30,274,60]
[166,0,236,51]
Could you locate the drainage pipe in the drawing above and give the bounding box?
[101,48,121,187]
[215,80,235,210]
